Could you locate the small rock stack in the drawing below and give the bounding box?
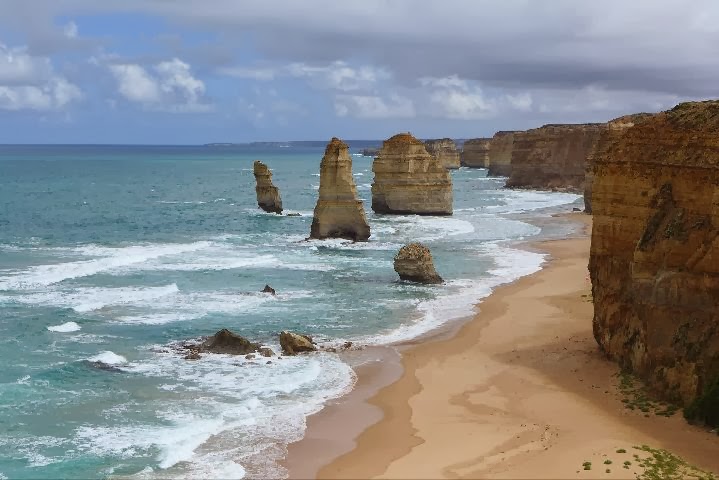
[253,160,283,214]
[394,243,443,284]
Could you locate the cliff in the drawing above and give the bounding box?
[310,137,371,241]
[589,100,719,420]
[486,131,517,177]
[505,124,602,192]
[371,133,453,215]
[460,138,491,168]
[584,114,654,213]
[424,138,461,169]
[253,161,283,214]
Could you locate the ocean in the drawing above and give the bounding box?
[0,144,582,479]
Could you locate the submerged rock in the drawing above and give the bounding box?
[261,284,276,295]
[201,328,261,355]
[310,137,371,241]
[394,243,443,284]
[279,331,317,355]
[371,133,453,215]
[253,160,283,214]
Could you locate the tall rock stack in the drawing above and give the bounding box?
[485,131,517,176]
[505,124,602,193]
[460,138,491,168]
[584,114,654,213]
[589,100,719,419]
[253,161,283,214]
[424,138,461,169]
[310,137,371,241]
[371,133,453,215]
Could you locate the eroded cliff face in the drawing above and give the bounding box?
[505,124,602,192]
[584,114,653,213]
[253,161,283,214]
[371,133,453,215]
[486,131,516,176]
[424,138,461,169]
[460,138,491,168]
[589,100,719,410]
[310,137,371,241]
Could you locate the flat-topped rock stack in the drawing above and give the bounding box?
[424,138,461,169]
[485,131,517,176]
[460,138,491,168]
[505,123,603,193]
[253,161,283,214]
[371,133,453,215]
[589,100,719,423]
[310,137,371,241]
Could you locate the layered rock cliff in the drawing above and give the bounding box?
[589,100,719,419]
[505,124,602,192]
[253,161,283,214]
[371,133,453,215]
[310,137,371,241]
[460,138,491,168]
[486,131,516,176]
[424,138,461,169]
[584,114,654,213]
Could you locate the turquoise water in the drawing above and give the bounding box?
[0,145,581,479]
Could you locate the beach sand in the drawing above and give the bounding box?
[288,213,719,479]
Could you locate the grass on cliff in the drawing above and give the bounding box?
[617,371,679,417]
[684,376,719,429]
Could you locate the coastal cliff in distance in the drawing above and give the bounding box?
[505,124,602,193]
[371,133,453,215]
[310,137,370,241]
[460,138,491,168]
[486,131,516,176]
[424,138,461,169]
[589,100,719,423]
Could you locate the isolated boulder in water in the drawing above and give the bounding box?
[253,160,283,214]
[201,329,261,355]
[261,284,276,295]
[394,243,443,284]
[258,347,275,357]
[279,331,317,355]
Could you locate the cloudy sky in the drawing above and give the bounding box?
[0,0,716,143]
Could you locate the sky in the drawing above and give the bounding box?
[0,0,717,144]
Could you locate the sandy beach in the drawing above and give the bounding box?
[289,213,719,479]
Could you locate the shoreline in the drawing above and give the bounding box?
[286,213,719,479]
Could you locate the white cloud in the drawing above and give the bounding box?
[0,43,81,111]
[420,75,496,119]
[287,61,387,91]
[107,58,211,113]
[504,92,533,112]
[63,21,78,39]
[217,66,277,81]
[334,94,415,119]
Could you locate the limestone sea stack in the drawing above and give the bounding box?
[394,243,443,284]
[371,133,453,215]
[460,138,491,168]
[485,131,517,176]
[253,160,283,214]
[505,124,602,193]
[424,138,461,169]
[310,137,371,241]
[589,100,719,422]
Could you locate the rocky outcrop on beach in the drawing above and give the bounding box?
[394,243,443,284]
[253,161,283,214]
[460,138,491,168]
[505,124,602,193]
[424,138,461,169]
[279,331,317,355]
[310,137,371,241]
[584,114,654,213]
[589,100,719,422]
[486,131,517,176]
[371,133,453,215]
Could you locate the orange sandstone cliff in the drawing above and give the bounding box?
[589,100,719,423]
[424,138,461,169]
[506,123,602,193]
[486,131,516,176]
[460,138,491,168]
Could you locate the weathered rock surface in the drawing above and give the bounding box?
[310,137,371,241]
[371,133,453,215]
[201,328,261,355]
[360,147,380,157]
[589,100,719,414]
[505,124,602,192]
[394,243,443,284]
[279,331,317,355]
[486,131,517,176]
[253,161,283,214]
[261,284,276,295]
[584,114,654,213]
[424,138,461,169]
[460,138,491,168]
